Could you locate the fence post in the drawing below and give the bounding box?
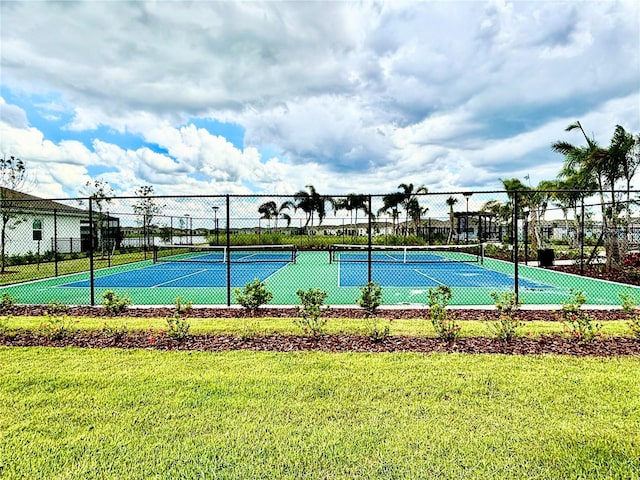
[513,191,519,303]
[89,199,95,306]
[367,195,372,284]
[581,196,585,275]
[226,194,231,307]
[53,209,58,277]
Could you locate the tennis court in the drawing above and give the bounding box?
[3,244,639,307]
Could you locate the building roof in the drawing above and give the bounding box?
[0,187,89,216]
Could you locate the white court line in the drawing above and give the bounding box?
[152,269,209,287]
[413,269,445,286]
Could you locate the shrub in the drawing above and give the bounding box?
[234,279,274,315]
[39,315,78,340]
[356,281,383,316]
[101,290,131,315]
[485,291,523,341]
[295,288,329,337]
[427,285,461,341]
[0,293,17,313]
[101,321,129,342]
[618,289,638,314]
[560,289,601,342]
[173,296,193,316]
[363,317,391,342]
[165,313,190,341]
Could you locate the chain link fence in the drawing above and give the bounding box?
[2,190,640,307]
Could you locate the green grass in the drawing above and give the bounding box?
[0,251,152,286]
[1,315,638,338]
[1,348,639,479]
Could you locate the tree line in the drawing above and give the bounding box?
[2,121,638,271]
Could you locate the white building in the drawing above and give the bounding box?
[0,188,91,256]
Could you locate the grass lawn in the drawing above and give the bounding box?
[2,315,638,338]
[1,347,639,479]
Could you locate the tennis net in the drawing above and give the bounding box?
[154,244,297,264]
[329,243,484,264]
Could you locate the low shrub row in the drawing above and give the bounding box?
[2,284,640,343]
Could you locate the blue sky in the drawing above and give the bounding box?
[1,0,638,200]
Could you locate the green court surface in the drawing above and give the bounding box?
[1,251,638,307]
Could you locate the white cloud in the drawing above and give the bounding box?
[0,0,638,199]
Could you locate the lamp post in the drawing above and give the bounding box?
[184,214,191,245]
[212,206,219,245]
[463,192,472,244]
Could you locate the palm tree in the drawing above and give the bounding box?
[377,192,404,235]
[397,183,428,236]
[293,185,329,233]
[554,165,598,248]
[609,125,639,228]
[407,197,428,237]
[446,196,458,244]
[335,193,370,238]
[259,200,293,233]
[258,201,277,230]
[275,201,292,232]
[552,121,625,269]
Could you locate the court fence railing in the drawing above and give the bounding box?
[1,190,639,307]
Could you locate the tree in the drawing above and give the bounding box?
[132,186,165,249]
[80,179,114,258]
[258,201,277,230]
[553,167,597,249]
[552,121,634,270]
[257,200,292,233]
[610,125,639,228]
[377,192,404,235]
[0,155,33,273]
[397,183,428,236]
[407,197,428,236]
[334,193,370,238]
[293,185,330,233]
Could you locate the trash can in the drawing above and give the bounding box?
[537,248,554,267]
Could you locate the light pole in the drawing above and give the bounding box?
[463,192,472,244]
[212,206,219,245]
[184,214,191,245]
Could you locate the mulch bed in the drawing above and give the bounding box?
[2,330,639,356]
[2,304,636,321]
[2,296,639,357]
[550,264,640,286]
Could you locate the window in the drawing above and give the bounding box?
[33,219,42,241]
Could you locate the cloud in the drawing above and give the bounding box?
[0,0,638,200]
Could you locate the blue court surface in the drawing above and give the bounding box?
[339,261,552,289]
[62,261,288,289]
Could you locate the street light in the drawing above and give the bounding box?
[212,206,219,245]
[463,192,472,244]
